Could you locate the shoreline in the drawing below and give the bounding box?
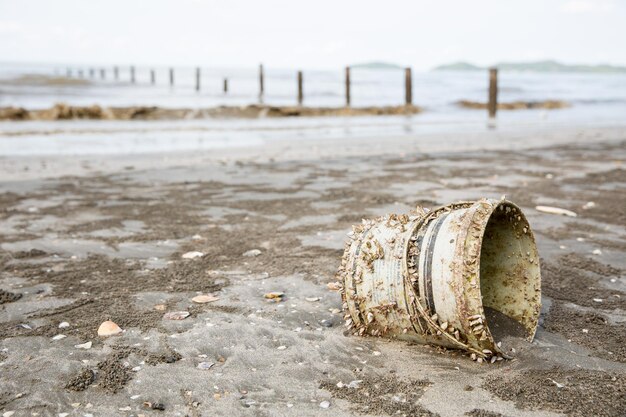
[0,103,422,121]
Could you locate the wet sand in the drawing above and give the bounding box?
[0,125,625,416]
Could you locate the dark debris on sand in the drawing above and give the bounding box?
[320,375,436,417]
[485,368,626,417]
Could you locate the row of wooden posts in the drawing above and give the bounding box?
[65,64,500,116]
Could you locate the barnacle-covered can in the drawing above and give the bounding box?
[337,199,541,360]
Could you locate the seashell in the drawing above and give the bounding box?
[197,361,214,370]
[98,320,123,336]
[182,251,204,259]
[242,249,262,257]
[192,295,219,304]
[75,341,92,349]
[163,311,190,320]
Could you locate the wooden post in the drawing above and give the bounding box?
[259,64,264,101]
[223,78,228,93]
[150,69,155,85]
[66,68,71,77]
[114,66,119,80]
[404,67,412,106]
[130,66,135,83]
[195,67,200,91]
[100,68,105,80]
[77,69,83,78]
[488,67,498,118]
[89,68,94,78]
[345,66,351,107]
[297,70,303,105]
[169,68,174,86]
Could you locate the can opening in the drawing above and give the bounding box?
[479,202,541,347]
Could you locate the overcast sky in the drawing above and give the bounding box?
[1,0,624,70]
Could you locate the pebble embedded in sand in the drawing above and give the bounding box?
[97,320,123,336]
[243,249,262,257]
[182,251,204,259]
[192,295,219,304]
[163,311,190,320]
[75,341,92,349]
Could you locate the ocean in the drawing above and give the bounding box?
[1,62,625,156]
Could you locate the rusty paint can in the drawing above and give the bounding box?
[338,199,541,360]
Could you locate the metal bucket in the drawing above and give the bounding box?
[338,199,541,361]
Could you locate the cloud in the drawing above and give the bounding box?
[561,0,615,14]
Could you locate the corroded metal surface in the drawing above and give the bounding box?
[338,198,542,361]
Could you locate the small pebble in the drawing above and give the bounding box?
[58,322,70,328]
[319,400,330,409]
[277,346,287,350]
[75,341,92,349]
[243,249,262,257]
[52,334,66,341]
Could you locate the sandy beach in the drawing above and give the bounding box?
[0,123,625,416]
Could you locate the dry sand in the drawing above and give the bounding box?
[0,125,625,416]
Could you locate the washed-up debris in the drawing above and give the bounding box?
[19,323,32,330]
[243,249,262,257]
[97,320,123,337]
[154,304,166,311]
[58,322,70,328]
[182,251,204,259]
[264,292,285,302]
[197,362,214,370]
[143,401,166,410]
[52,334,67,341]
[305,297,320,302]
[338,199,541,361]
[326,282,342,291]
[75,341,92,349]
[163,311,190,320]
[192,294,219,304]
[535,205,577,217]
[319,400,331,409]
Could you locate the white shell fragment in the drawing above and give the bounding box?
[192,295,220,304]
[243,249,262,257]
[182,251,204,259]
[75,341,92,349]
[51,334,67,341]
[319,401,331,409]
[163,311,190,320]
[58,322,70,328]
[535,205,577,217]
[305,297,320,302]
[98,320,123,336]
[197,362,214,370]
